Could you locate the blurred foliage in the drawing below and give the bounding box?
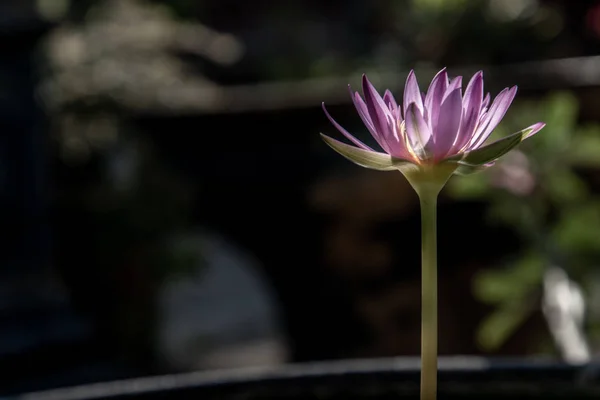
[473,253,543,350]
[35,0,600,362]
[37,0,586,89]
[447,91,600,352]
[55,0,572,82]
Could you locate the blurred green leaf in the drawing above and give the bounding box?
[543,168,588,204]
[534,92,578,154]
[568,124,600,167]
[552,202,600,253]
[487,195,543,235]
[474,254,543,351]
[446,172,490,198]
[476,296,536,351]
[473,252,544,305]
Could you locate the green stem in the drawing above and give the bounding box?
[403,165,455,400]
[419,190,438,400]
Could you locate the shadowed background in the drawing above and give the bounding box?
[2,0,600,396]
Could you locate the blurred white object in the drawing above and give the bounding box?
[542,266,590,364]
[157,231,289,371]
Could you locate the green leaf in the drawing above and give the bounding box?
[450,124,542,166]
[320,133,415,172]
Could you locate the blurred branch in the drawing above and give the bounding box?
[40,52,600,115]
[212,55,600,113]
[37,0,600,116]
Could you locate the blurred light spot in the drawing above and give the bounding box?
[533,5,564,39]
[586,3,600,39]
[488,0,538,22]
[204,34,243,66]
[490,150,535,196]
[412,0,468,13]
[48,30,86,68]
[36,0,69,21]
[61,134,90,165]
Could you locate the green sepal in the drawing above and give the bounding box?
[452,161,494,176]
[448,123,544,166]
[320,133,415,172]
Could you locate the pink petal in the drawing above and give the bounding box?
[446,76,463,97]
[523,122,546,139]
[405,103,432,156]
[424,68,448,133]
[322,102,374,151]
[462,71,483,116]
[350,89,374,129]
[390,108,413,160]
[479,110,488,123]
[352,88,410,158]
[451,71,483,152]
[352,92,400,153]
[403,70,424,117]
[380,90,412,158]
[450,107,478,155]
[433,88,463,159]
[349,87,390,153]
[481,92,491,112]
[470,86,518,149]
[362,74,394,142]
[383,89,398,113]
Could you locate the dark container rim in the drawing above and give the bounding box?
[11,356,600,400]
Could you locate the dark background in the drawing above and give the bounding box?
[2,0,600,396]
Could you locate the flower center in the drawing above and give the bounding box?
[398,119,423,164]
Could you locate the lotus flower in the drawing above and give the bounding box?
[320,69,546,400]
[321,68,545,178]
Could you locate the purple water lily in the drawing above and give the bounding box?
[319,68,546,400]
[321,68,545,175]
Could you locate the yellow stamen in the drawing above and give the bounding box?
[399,119,421,164]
